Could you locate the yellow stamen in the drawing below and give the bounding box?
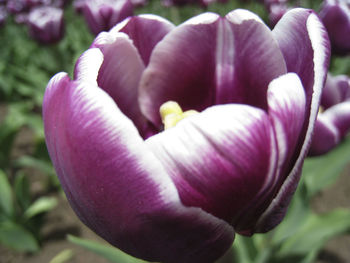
[160,101,199,129]
[318,105,324,114]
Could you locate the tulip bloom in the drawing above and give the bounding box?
[27,6,64,44]
[76,0,134,35]
[309,74,350,156]
[319,0,350,54]
[43,9,330,263]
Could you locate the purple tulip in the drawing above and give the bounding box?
[162,0,226,7]
[43,9,330,263]
[27,6,64,44]
[267,2,290,27]
[6,0,29,13]
[0,6,7,26]
[309,74,350,156]
[78,0,134,35]
[319,0,350,54]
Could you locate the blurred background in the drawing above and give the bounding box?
[1,0,350,262]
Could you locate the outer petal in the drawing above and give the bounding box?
[43,73,234,263]
[146,104,279,231]
[324,101,350,138]
[112,14,175,65]
[308,116,339,156]
[273,9,330,131]
[254,73,307,232]
[262,10,330,230]
[309,101,350,156]
[321,73,350,109]
[75,31,153,138]
[139,10,287,127]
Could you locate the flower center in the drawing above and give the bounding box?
[160,101,198,129]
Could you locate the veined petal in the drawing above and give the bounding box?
[146,104,278,230]
[273,9,330,127]
[138,12,220,127]
[323,101,350,138]
[73,48,104,85]
[215,9,287,109]
[321,74,350,109]
[259,10,330,232]
[309,116,340,156]
[111,14,175,65]
[254,73,307,232]
[43,74,234,263]
[83,30,153,138]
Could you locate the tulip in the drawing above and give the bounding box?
[267,2,290,27]
[162,0,226,7]
[27,6,64,44]
[77,0,134,35]
[309,74,350,156]
[319,0,350,54]
[0,6,7,26]
[43,9,330,263]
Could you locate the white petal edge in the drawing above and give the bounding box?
[225,9,265,25]
[183,12,220,25]
[74,48,104,85]
[256,13,329,230]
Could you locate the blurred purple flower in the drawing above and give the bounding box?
[43,9,330,263]
[319,0,350,54]
[162,0,226,7]
[6,0,29,13]
[76,0,134,35]
[27,5,64,44]
[0,5,7,26]
[309,74,350,156]
[267,2,290,26]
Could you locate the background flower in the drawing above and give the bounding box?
[309,73,350,156]
[319,0,350,55]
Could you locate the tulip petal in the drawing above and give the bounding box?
[139,12,220,127]
[308,116,339,156]
[258,10,330,232]
[251,73,306,232]
[73,48,104,85]
[139,10,287,127]
[112,14,175,65]
[216,9,287,108]
[146,104,278,231]
[309,101,350,156]
[273,9,330,119]
[324,101,350,138]
[321,74,350,109]
[76,31,155,138]
[43,74,234,263]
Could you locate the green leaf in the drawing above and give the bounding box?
[232,235,258,263]
[67,235,150,263]
[276,209,350,258]
[14,172,31,210]
[0,170,14,217]
[303,136,350,199]
[49,249,74,263]
[0,221,39,252]
[24,196,57,219]
[271,182,310,245]
[16,156,56,177]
